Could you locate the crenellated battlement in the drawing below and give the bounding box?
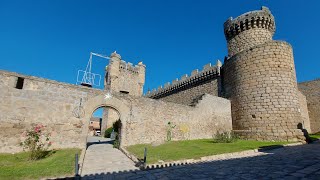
[106,51,146,96]
[145,60,222,99]
[119,60,140,74]
[224,6,275,41]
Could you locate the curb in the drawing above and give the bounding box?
[122,141,305,170]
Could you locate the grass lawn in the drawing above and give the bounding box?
[0,148,81,180]
[309,133,320,141]
[127,139,292,164]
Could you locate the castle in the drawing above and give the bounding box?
[0,7,319,153]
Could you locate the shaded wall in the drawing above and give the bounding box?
[299,79,320,133]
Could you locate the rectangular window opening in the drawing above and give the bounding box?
[120,91,129,94]
[15,77,24,89]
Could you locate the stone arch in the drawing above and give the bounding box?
[80,93,131,148]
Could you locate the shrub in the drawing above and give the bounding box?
[20,124,52,160]
[104,127,113,138]
[111,120,121,148]
[113,132,120,149]
[112,119,121,133]
[213,131,239,143]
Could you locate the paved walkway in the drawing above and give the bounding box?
[80,136,138,176]
[81,141,320,179]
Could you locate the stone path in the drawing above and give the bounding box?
[80,137,138,176]
[80,141,320,179]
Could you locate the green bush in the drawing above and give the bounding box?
[113,132,120,149]
[112,119,121,132]
[213,131,239,143]
[104,127,113,138]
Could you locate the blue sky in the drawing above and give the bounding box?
[1,0,319,93]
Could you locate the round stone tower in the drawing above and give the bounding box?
[223,7,304,141]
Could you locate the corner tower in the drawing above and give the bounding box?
[105,51,145,96]
[223,7,305,141]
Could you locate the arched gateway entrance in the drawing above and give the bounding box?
[89,106,120,137]
[81,93,131,148]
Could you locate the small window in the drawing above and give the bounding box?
[15,77,24,89]
[120,91,129,94]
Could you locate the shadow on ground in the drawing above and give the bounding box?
[51,141,320,180]
[85,136,114,149]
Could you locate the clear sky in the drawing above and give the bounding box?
[1,0,319,93]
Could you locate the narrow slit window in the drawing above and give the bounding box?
[120,91,129,94]
[15,77,24,89]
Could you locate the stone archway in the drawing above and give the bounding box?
[89,106,120,137]
[81,93,131,148]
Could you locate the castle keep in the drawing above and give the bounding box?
[0,7,318,153]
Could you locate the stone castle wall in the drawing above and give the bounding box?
[0,70,232,152]
[222,7,306,141]
[157,79,219,105]
[299,79,320,133]
[0,70,103,153]
[123,94,232,146]
[223,41,304,141]
[224,6,275,57]
[297,91,311,133]
[146,62,221,105]
[226,28,273,57]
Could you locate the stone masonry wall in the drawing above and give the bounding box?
[0,70,232,152]
[154,79,219,105]
[122,94,232,146]
[146,62,221,105]
[227,29,272,57]
[224,6,275,57]
[105,52,145,97]
[0,70,102,153]
[223,41,304,141]
[299,79,320,133]
[298,91,311,133]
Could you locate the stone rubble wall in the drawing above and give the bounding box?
[298,79,320,133]
[0,70,232,152]
[123,94,232,146]
[0,70,103,153]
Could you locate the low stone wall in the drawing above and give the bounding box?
[299,79,320,133]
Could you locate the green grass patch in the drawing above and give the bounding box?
[127,139,292,164]
[0,148,81,180]
[309,133,320,141]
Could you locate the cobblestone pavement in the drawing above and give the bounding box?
[80,141,320,180]
[80,137,138,176]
